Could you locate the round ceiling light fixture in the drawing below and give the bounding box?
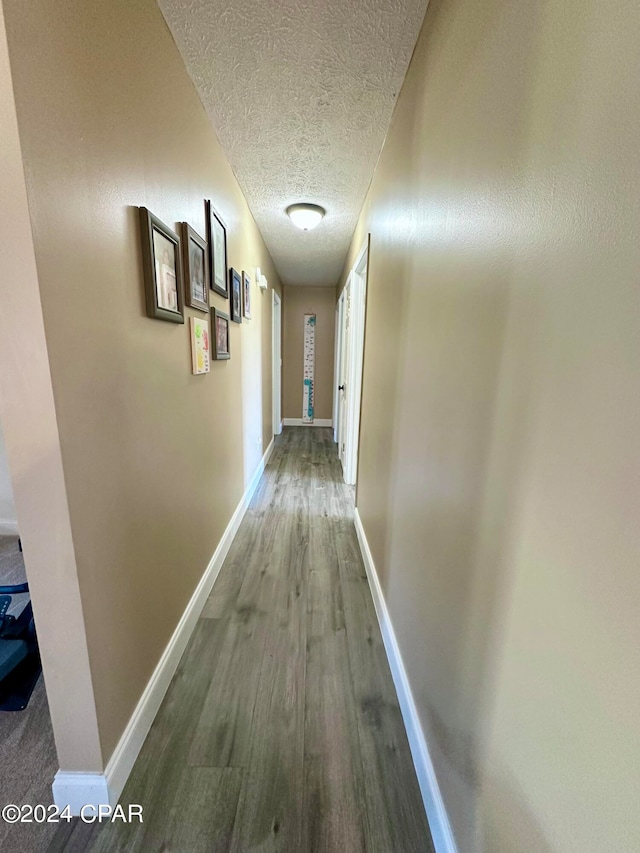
[286,203,326,231]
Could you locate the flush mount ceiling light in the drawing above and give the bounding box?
[286,203,326,231]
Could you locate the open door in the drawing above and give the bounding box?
[336,236,368,485]
[272,290,282,436]
[337,279,350,471]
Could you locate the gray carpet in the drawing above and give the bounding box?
[0,535,59,852]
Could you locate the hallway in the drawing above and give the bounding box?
[50,428,431,852]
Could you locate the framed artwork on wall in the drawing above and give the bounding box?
[230,267,242,323]
[139,207,184,323]
[242,270,251,319]
[181,223,209,313]
[212,308,230,360]
[205,200,228,298]
[190,315,210,374]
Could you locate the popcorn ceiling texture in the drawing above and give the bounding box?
[158,0,429,287]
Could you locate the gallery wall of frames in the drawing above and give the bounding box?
[139,200,257,374]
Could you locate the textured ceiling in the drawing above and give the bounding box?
[158,0,429,286]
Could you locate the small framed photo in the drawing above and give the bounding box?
[205,200,228,298]
[190,316,210,374]
[242,271,251,319]
[139,207,184,323]
[182,223,209,313]
[230,268,242,323]
[212,308,230,360]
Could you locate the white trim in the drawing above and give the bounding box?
[353,238,369,277]
[353,508,458,853]
[53,438,275,815]
[282,418,332,427]
[52,773,110,814]
[0,520,18,535]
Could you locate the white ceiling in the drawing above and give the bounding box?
[159,0,429,287]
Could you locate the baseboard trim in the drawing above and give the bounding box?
[51,773,110,815]
[353,508,458,853]
[53,438,274,815]
[0,520,18,536]
[282,418,332,427]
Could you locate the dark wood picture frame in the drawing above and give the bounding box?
[230,267,242,324]
[212,308,230,360]
[205,200,228,298]
[181,223,209,313]
[242,270,251,319]
[139,207,184,323]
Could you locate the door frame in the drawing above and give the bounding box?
[272,290,282,436]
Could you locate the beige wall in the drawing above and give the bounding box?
[342,0,640,850]
[283,286,335,421]
[2,0,281,767]
[0,0,103,771]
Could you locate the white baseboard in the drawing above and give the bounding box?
[353,508,458,853]
[0,520,18,536]
[53,438,275,815]
[51,773,110,814]
[282,418,332,427]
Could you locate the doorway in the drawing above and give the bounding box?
[335,236,369,486]
[272,290,282,436]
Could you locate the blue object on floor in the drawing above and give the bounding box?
[0,639,28,681]
[0,581,41,711]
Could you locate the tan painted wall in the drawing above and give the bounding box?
[2,0,281,766]
[342,0,640,850]
[283,286,336,421]
[0,1,103,771]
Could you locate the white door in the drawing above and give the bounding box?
[272,291,282,436]
[333,304,340,443]
[345,242,368,484]
[335,237,368,485]
[337,279,351,470]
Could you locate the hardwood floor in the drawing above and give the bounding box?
[49,427,433,852]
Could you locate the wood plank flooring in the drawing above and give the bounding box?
[49,427,433,852]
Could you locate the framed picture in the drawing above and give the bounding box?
[139,207,184,323]
[212,308,230,360]
[230,267,242,323]
[181,223,209,313]
[242,270,251,319]
[190,316,210,374]
[205,200,228,297]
